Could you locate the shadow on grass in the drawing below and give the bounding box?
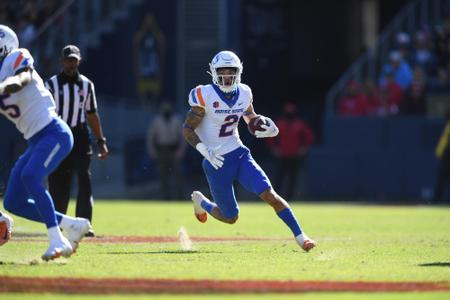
[0,259,65,266]
[102,250,219,255]
[418,262,450,267]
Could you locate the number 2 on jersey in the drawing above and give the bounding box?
[219,114,239,137]
[0,94,20,118]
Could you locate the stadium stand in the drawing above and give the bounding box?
[310,0,450,201]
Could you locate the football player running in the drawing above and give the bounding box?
[182,50,316,251]
[0,25,91,260]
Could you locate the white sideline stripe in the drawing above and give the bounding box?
[44,143,61,168]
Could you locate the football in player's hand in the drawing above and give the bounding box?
[248,115,268,135]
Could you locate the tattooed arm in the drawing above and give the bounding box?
[182,106,224,169]
[182,106,205,148]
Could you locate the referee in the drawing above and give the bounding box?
[46,45,108,236]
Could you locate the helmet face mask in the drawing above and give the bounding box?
[208,51,243,93]
[216,67,238,89]
[0,25,19,59]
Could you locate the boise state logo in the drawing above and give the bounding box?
[213,101,219,108]
[222,56,233,62]
[213,53,233,64]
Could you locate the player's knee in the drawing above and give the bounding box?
[221,206,239,224]
[225,215,239,224]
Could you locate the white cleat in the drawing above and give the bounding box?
[63,218,92,252]
[296,234,316,252]
[42,236,73,261]
[191,191,208,223]
[0,212,13,246]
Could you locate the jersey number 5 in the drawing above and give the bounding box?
[0,94,20,118]
[219,115,239,137]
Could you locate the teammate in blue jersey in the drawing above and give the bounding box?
[182,50,316,251]
[0,25,91,260]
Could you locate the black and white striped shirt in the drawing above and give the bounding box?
[45,73,97,128]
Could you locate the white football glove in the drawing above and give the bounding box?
[255,117,279,138]
[0,82,6,95]
[196,143,225,170]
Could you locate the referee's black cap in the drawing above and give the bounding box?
[62,45,81,60]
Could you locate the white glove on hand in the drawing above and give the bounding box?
[0,76,21,95]
[196,143,224,170]
[255,117,279,138]
[0,82,6,95]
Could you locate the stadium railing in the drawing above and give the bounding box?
[26,0,142,77]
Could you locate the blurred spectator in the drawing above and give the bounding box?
[380,50,413,90]
[0,0,62,77]
[401,66,427,115]
[0,2,8,25]
[363,78,382,116]
[432,111,450,204]
[338,80,369,116]
[396,32,413,65]
[35,0,59,29]
[371,90,393,117]
[147,102,186,200]
[371,71,404,117]
[16,15,37,46]
[411,31,437,75]
[267,103,314,200]
[433,15,450,67]
[332,17,450,122]
[383,70,405,105]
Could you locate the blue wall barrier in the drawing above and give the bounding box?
[307,116,443,200]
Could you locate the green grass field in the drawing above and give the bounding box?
[0,200,449,299]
